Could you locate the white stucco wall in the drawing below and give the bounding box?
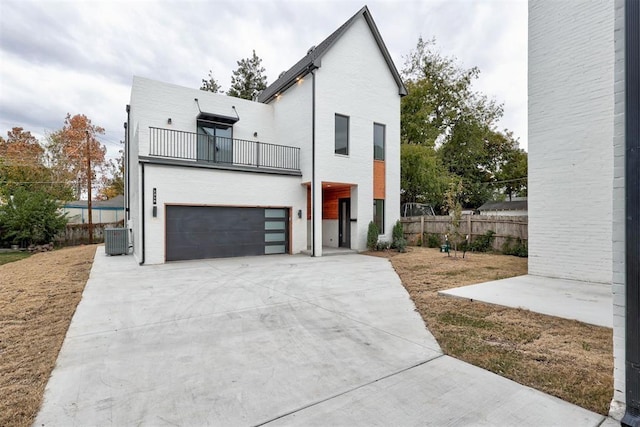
[528,0,614,284]
[272,77,313,182]
[313,16,401,252]
[140,164,307,264]
[612,0,626,411]
[130,76,276,157]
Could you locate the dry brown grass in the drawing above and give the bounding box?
[369,247,613,415]
[0,245,98,427]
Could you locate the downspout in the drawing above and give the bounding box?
[139,162,145,266]
[311,68,317,257]
[622,0,640,425]
[125,104,130,222]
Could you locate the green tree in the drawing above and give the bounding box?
[200,70,222,93]
[227,50,268,101]
[0,187,67,247]
[0,127,73,201]
[444,179,466,258]
[400,144,448,208]
[497,146,528,200]
[402,37,503,145]
[400,37,524,211]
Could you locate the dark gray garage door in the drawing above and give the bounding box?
[166,206,289,261]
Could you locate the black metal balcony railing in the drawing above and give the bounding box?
[149,127,300,172]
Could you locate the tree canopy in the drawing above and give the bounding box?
[46,114,107,199]
[0,187,67,246]
[200,70,222,93]
[0,127,73,201]
[227,50,268,101]
[400,37,527,211]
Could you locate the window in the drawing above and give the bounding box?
[374,123,385,160]
[197,121,233,163]
[335,114,349,155]
[374,199,384,234]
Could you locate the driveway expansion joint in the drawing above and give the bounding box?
[253,355,444,427]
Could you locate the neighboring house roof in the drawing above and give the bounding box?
[258,5,407,104]
[64,194,125,210]
[478,200,528,212]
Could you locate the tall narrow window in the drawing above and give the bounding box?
[374,123,385,160]
[335,114,349,155]
[374,199,384,234]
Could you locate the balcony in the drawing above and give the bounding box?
[148,127,301,174]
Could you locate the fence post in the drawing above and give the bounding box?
[420,216,424,239]
[467,215,472,240]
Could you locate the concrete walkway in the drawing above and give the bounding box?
[36,249,606,426]
[439,275,612,328]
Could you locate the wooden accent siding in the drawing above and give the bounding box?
[307,186,311,220]
[322,186,351,220]
[374,160,385,199]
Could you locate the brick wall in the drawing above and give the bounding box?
[528,0,614,284]
[612,0,626,412]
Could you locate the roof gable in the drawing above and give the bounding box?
[258,5,406,103]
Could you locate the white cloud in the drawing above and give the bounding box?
[0,0,528,151]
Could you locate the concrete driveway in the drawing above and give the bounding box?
[36,249,605,426]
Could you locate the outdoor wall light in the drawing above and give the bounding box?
[298,209,302,219]
[254,131,258,138]
[167,118,172,124]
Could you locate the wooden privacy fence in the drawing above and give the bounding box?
[401,215,528,251]
[55,221,125,246]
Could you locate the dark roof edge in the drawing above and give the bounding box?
[258,5,406,103]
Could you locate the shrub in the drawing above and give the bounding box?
[367,221,379,251]
[0,188,67,247]
[502,237,528,257]
[391,220,404,248]
[424,233,441,248]
[469,230,496,252]
[396,237,407,253]
[376,240,390,251]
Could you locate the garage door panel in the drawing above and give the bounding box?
[166,206,288,261]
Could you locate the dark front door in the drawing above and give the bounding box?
[338,198,351,248]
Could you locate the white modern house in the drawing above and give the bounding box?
[529,0,638,422]
[124,6,404,265]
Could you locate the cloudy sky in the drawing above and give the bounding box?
[0,0,527,163]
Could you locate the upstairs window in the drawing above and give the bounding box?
[335,114,349,155]
[374,123,385,160]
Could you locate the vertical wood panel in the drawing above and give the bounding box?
[323,186,351,219]
[373,160,385,199]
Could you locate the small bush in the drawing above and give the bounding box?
[469,230,496,252]
[502,237,528,257]
[424,233,441,248]
[376,240,390,251]
[367,221,379,251]
[391,220,404,248]
[396,237,407,253]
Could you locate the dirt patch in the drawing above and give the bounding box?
[369,247,613,415]
[0,245,98,427]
